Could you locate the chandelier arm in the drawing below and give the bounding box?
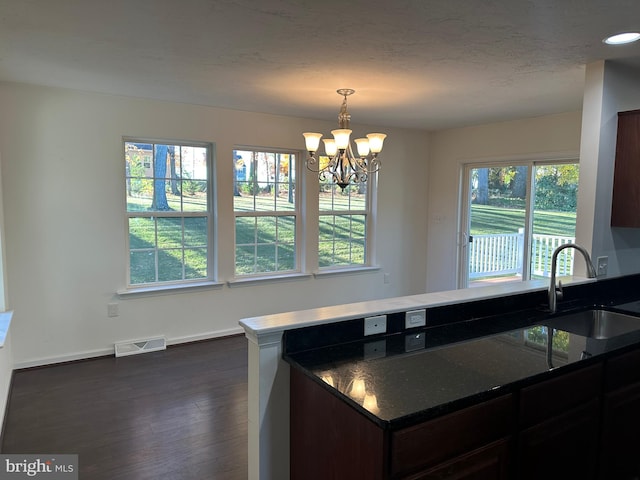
[305,154,321,173]
[319,170,331,183]
[368,155,382,173]
[346,143,380,175]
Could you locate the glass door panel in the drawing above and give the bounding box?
[460,162,579,288]
[466,166,528,287]
[530,164,579,280]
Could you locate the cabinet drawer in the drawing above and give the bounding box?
[391,394,514,478]
[519,363,602,427]
[605,348,640,391]
[402,438,511,480]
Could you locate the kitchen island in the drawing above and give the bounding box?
[239,274,640,480]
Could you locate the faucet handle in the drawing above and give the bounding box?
[556,280,564,301]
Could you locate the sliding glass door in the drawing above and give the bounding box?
[459,161,579,288]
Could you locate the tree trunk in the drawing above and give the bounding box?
[477,168,489,204]
[513,166,527,198]
[152,144,171,210]
[169,146,180,196]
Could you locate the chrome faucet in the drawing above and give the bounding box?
[548,243,597,313]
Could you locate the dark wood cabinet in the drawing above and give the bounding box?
[390,395,513,479]
[611,109,640,227]
[516,364,602,480]
[291,348,640,480]
[517,399,600,479]
[403,439,511,480]
[290,367,513,480]
[290,368,386,480]
[600,349,640,479]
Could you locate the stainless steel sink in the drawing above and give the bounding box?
[547,309,640,339]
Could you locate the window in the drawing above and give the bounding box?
[125,140,213,287]
[319,183,369,268]
[460,160,579,288]
[233,148,298,276]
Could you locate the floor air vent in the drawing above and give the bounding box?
[115,337,166,357]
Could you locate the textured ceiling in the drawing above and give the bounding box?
[1,0,640,129]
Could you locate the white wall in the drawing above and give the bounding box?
[0,150,13,426]
[0,82,429,367]
[577,60,640,276]
[426,111,583,292]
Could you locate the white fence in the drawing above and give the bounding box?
[469,230,575,279]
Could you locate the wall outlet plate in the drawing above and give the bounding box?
[107,303,119,317]
[364,315,387,336]
[596,256,608,276]
[405,309,426,329]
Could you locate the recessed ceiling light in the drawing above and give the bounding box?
[603,32,640,45]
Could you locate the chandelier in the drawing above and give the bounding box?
[303,89,387,190]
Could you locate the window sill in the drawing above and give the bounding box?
[314,265,381,277]
[227,273,313,288]
[117,281,225,298]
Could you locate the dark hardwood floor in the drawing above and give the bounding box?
[1,335,248,479]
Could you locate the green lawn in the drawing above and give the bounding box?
[128,189,368,283]
[469,204,577,282]
[471,204,576,236]
[128,197,576,284]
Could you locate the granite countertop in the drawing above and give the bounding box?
[284,299,640,430]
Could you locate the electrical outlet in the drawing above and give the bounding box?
[364,315,387,336]
[107,303,119,317]
[405,309,426,329]
[596,256,608,276]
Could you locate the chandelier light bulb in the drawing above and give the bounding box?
[323,138,338,157]
[367,133,387,153]
[303,132,322,153]
[354,138,370,157]
[331,129,352,150]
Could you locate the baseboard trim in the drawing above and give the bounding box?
[13,327,246,370]
[166,327,244,346]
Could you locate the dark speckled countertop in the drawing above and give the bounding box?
[284,279,640,430]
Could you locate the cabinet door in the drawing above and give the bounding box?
[600,381,640,480]
[611,109,640,227]
[517,398,600,480]
[403,438,510,480]
[391,395,514,478]
[290,368,386,480]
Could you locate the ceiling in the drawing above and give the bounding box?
[1,0,640,130]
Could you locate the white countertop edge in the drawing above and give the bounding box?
[239,277,596,340]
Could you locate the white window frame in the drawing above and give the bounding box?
[457,156,579,288]
[123,138,216,292]
[317,173,377,272]
[232,147,302,280]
